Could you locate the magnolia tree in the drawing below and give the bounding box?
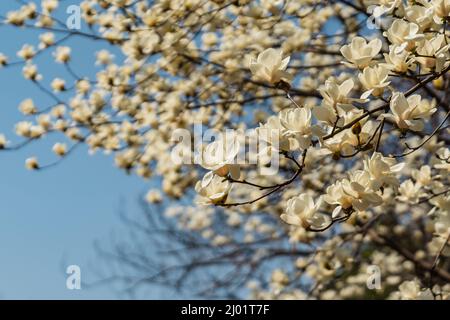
[0,0,449,299]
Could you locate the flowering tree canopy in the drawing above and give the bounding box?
[1,0,449,299]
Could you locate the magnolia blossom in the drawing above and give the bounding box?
[195,171,231,205]
[199,134,240,179]
[428,0,450,24]
[0,134,7,149]
[271,269,289,288]
[42,0,58,12]
[433,207,450,237]
[52,143,67,156]
[382,45,415,73]
[51,78,66,92]
[249,48,292,84]
[398,179,424,203]
[96,50,114,65]
[345,170,384,209]
[385,92,436,132]
[415,35,450,72]
[433,148,450,172]
[17,44,35,60]
[370,0,402,16]
[358,65,390,98]
[340,37,382,69]
[324,170,383,217]
[22,63,42,81]
[19,99,37,115]
[53,46,71,63]
[383,20,423,53]
[323,180,355,216]
[145,189,163,204]
[411,165,432,186]
[405,5,434,30]
[281,193,328,229]
[0,53,7,66]
[395,280,433,300]
[257,115,292,153]
[279,107,313,150]
[25,157,39,170]
[318,131,354,158]
[39,32,55,49]
[363,152,405,190]
[318,78,361,112]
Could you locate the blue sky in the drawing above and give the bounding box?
[0,1,161,299]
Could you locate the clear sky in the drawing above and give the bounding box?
[0,0,163,299]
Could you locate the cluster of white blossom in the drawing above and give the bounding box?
[0,0,449,299]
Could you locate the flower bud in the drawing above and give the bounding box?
[351,122,362,135]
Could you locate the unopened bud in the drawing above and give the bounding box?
[433,77,444,90]
[352,122,362,135]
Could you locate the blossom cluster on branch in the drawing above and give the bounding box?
[0,0,449,299]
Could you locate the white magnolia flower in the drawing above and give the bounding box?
[281,193,328,229]
[195,171,231,205]
[398,179,423,203]
[96,50,114,65]
[433,148,450,172]
[312,102,341,127]
[0,134,8,149]
[17,44,35,60]
[370,0,402,16]
[145,189,163,203]
[358,65,391,98]
[411,165,432,186]
[198,133,240,179]
[6,11,26,26]
[318,131,354,158]
[415,35,450,72]
[323,181,354,216]
[346,170,384,209]
[19,98,37,115]
[433,207,450,237]
[0,53,7,66]
[428,234,450,258]
[340,37,382,69]
[396,280,434,300]
[405,5,434,30]
[385,92,436,132]
[53,46,71,63]
[271,269,289,287]
[249,48,293,84]
[382,45,415,73]
[22,63,42,81]
[279,107,313,150]
[122,31,160,60]
[383,20,423,53]
[325,170,383,216]
[257,115,292,153]
[52,143,67,156]
[318,78,361,111]
[428,0,450,24]
[363,152,405,190]
[42,0,58,12]
[25,157,39,170]
[51,78,66,92]
[15,121,33,137]
[39,32,55,49]
[430,192,450,214]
